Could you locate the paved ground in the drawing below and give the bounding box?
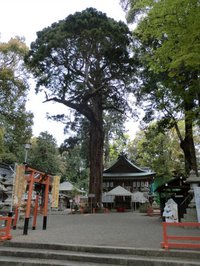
[10,210,199,249]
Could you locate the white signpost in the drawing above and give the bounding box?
[163,198,178,223]
[194,187,200,223]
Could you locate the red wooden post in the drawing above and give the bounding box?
[162,222,168,249]
[5,217,12,240]
[23,171,35,235]
[32,194,39,230]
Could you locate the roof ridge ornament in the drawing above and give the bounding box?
[118,151,128,159]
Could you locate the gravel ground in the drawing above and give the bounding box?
[10,211,199,249]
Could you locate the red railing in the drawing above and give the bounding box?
[161,222,200,250]
[0,216,12,241]
[147,207,161,216]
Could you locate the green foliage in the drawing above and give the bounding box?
[29,131,62,174]
[0,37,29,109]
[103,111,129,167]
[59,116,90,190]
[127,122,185,187]
[127,0,200,105]
[106,133,131,166]
[27,8,135,120]
[124,0,200,74]
[0,128,5,158]
[135,0,200,74]
[0,37,33,163]
[61,145,89,191]
[123,0,200,174]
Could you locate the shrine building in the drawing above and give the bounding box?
[103,153,155,194]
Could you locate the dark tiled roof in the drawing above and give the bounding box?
[103,154,155,178]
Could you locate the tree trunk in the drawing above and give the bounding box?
[180,130,198,177]
[88,92,104,207]
[89,120,104,207]
[103,131,110,169]
[180,105,198,176]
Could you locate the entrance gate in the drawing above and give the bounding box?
[23,165,51,235]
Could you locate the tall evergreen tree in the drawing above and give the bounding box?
[26,8,136,204]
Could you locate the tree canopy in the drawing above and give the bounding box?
[121,0,200,176]
[0,37,33,163]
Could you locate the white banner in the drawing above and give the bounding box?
[194,187,200,223]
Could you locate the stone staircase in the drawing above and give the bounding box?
[0,241,200,265]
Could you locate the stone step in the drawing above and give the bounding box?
[0,242,200,266]
[4,241,200,260]
[0,256,110,266]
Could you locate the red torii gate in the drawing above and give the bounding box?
[23,165,51,235]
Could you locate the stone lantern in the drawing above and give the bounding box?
[183,170,200,222]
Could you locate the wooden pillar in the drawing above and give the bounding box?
[23,171,34,235]
[43,176,49,230]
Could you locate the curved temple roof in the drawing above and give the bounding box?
[103,154,155,179]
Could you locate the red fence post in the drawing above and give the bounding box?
[5,217,12,240]
[162,222,168,249]
[0,216,12,241]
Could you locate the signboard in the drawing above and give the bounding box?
[12,164,26,207]
[88,194,95,198]
[51,176,60,208]
[194,187,200,222]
